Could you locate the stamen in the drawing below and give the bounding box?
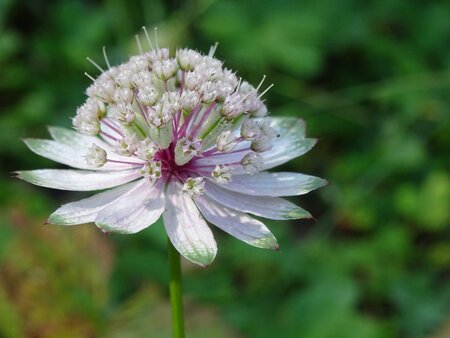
[258,83,274,99]
[135,34,143,54]
[208,42,219,57]
[86,57,105,72]
[142,26,154,50]
[84,72,96,82]
[154,27,159,49]
[102,46,111,69]
[255,74,266,92]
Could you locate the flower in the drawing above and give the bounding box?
[16,31,326,266]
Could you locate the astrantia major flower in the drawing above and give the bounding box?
[17,30,326,266]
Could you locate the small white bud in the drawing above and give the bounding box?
[140,161,162,182]
[177,49,201,71]
[241,152,263,175]
[184,71,203,90]
[115,135,138,156]
[211,164,232,184]
[174,136,202,166]
[73,115,100,136]
[84,144,107,167]
[251,135,273,152]
[153,59,178,80]
[113,87,133,104]
[136,138,158,161]
[179,90,201,111]
[240,118,260,140]
[137,85,158,106]
[182,177,205,198]
[110,104,136,125]
[216,130,237,152]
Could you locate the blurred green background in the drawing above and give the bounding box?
[1,0,449,337]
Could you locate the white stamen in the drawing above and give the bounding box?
[208,42,219,57]
[102,46,111,69]
[84,72,96,82]
[135,35,143,54]
[142,26,154,50]
[154,27,159,49]
[86,57,105,72]
[258,83,274,99]
[255,75,266,92]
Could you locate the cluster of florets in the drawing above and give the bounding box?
[78,34,277,194]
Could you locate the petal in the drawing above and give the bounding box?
[163,179,217,266]
[23,139,137,171]
[196,195,278,249]
[218,172,327,196]
[16,169,141,191]
[260,117,315,170]
[95,179,165,234]
[48,180,142,225]
[204,180,311,220]
[48,126,138,163]
[48,126,110,148]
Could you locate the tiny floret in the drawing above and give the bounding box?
[216,131,237,152]
[84,144,107,167]
[241,152,263,175]
[182,177,205,198]
[140,161,162,182]
[211,164,232,184]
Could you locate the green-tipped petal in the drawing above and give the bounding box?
[196,195,279,250]
[16,169,141,191]
[219,172,328,197]
[163,180,217,267]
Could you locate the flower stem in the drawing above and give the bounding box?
[168,238,185,338]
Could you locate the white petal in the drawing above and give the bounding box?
[218,172,327,196]
[196,195,278,249]
[204,180,311,220]
[48,126,110,149]
[16,169,141,191]
[163,179,217,266]
[48,126,132,163]
[233,117,315,172]
[95,180,165,234]
[48,180,142,225]
[23,139,137,171]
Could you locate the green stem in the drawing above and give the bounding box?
[168,239,185,338]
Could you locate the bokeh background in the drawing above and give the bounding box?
[1,0,449,337]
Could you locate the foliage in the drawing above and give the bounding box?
[1,0,449,337]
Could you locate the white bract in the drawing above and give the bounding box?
[17,32,326,266]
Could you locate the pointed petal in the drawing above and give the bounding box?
[23,139,137,171]
[204,180,311,220]
[253,117,314,171]
[48,180,142,225]
[218,172,327,196]
[196,195,278,249]
[16,169,141,191]
[95,180,165,234]
[163,180,217,266]
[48,126,110,148]
[47,126,132,163]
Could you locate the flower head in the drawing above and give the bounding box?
[17,29,326,266]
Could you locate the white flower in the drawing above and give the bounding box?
[17,35,326,267]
